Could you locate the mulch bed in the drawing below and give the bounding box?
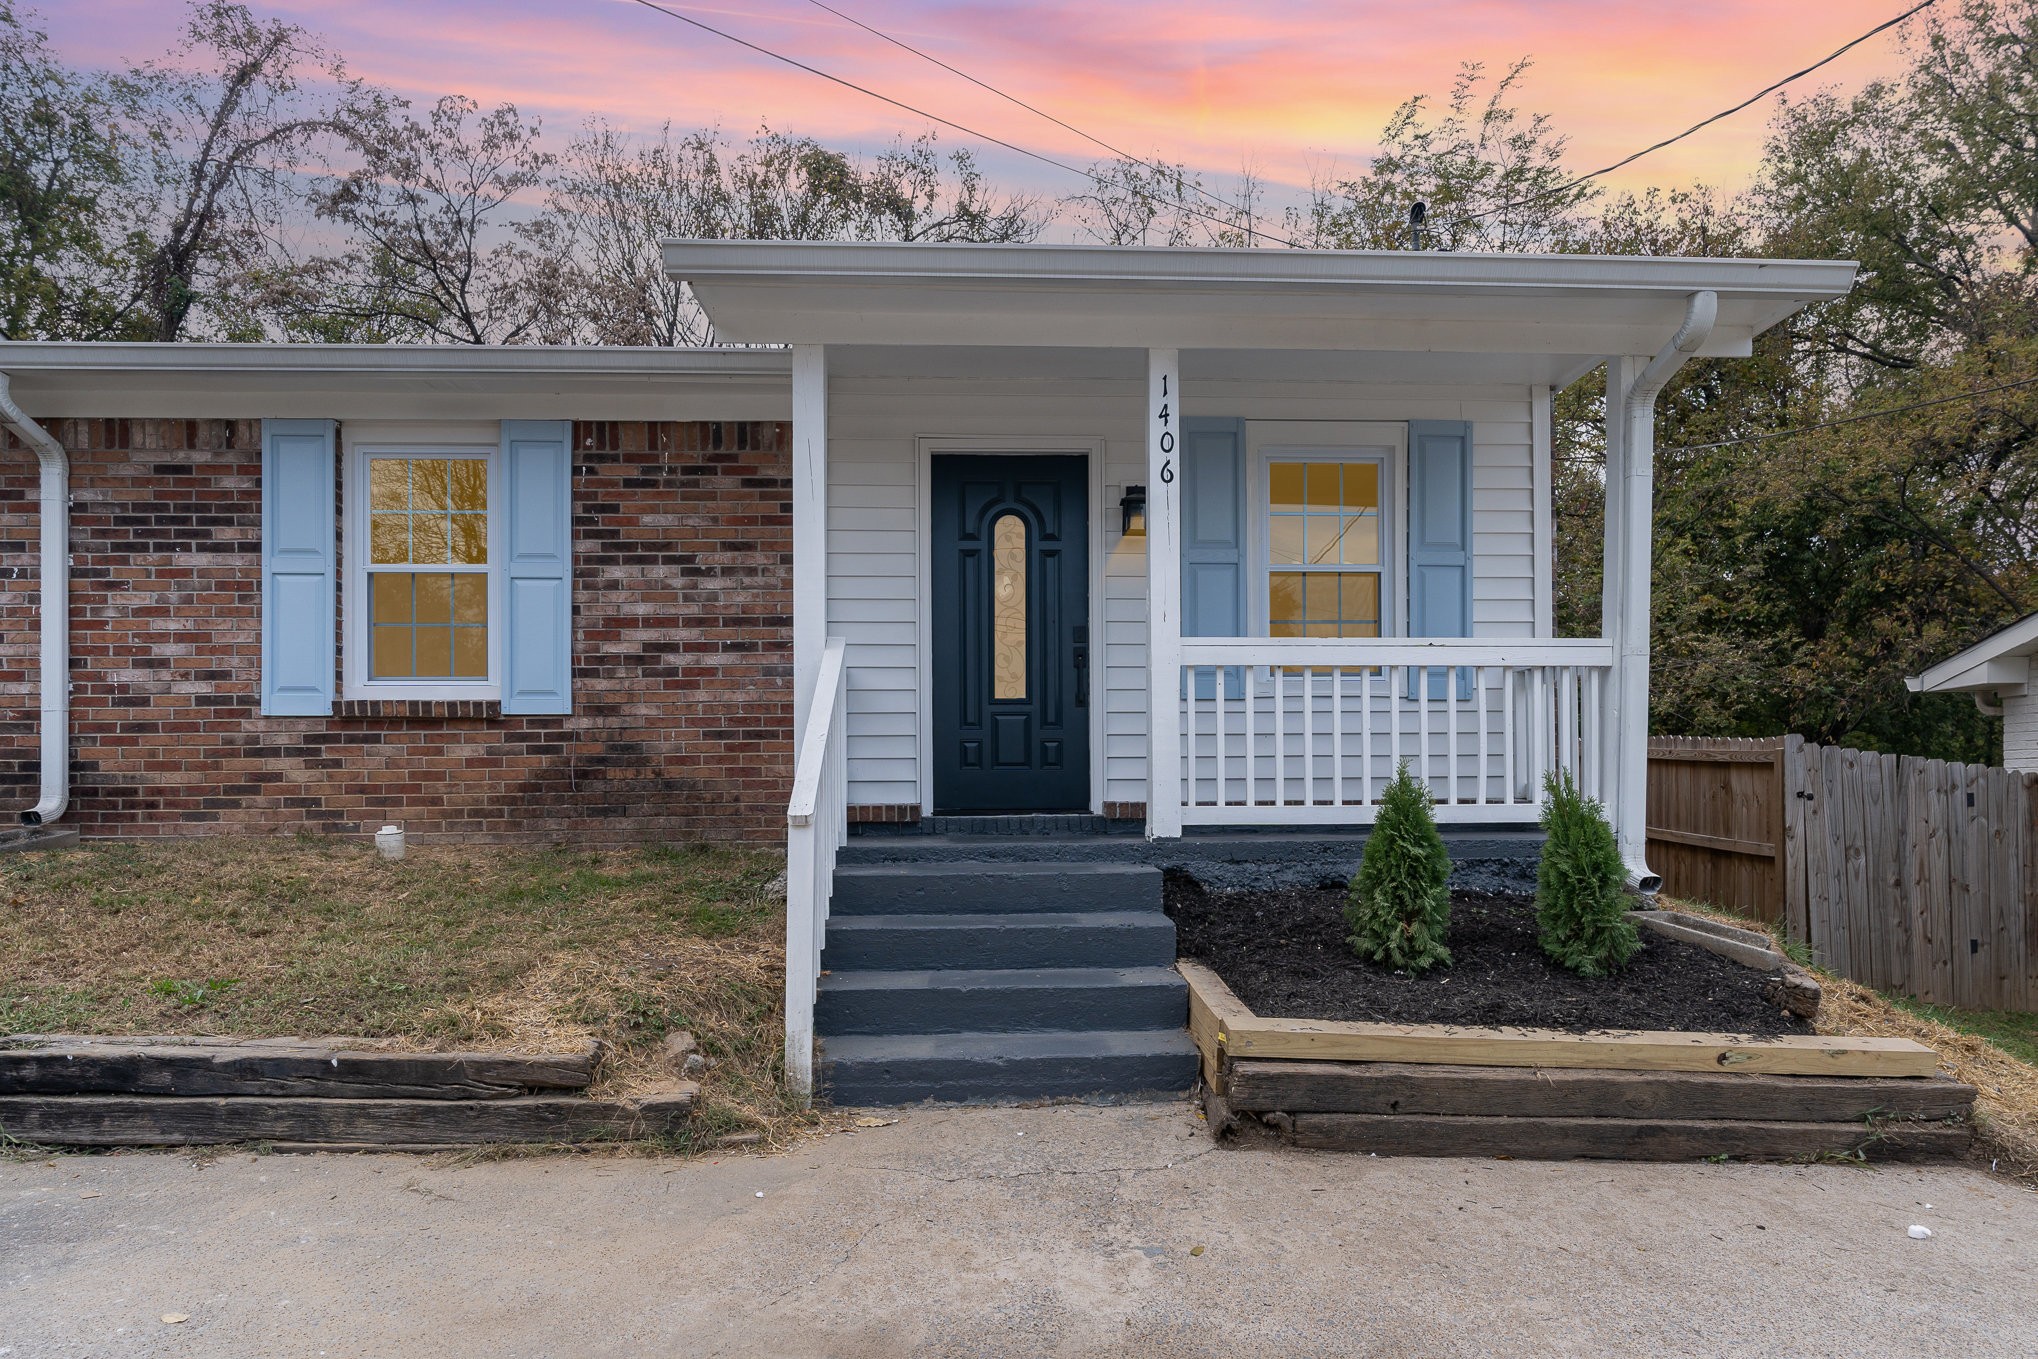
[1165,873,1810,1037]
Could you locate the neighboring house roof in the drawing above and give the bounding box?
[1907,612,2038,696]
[0,342,792,421]
[663,239,1859,387]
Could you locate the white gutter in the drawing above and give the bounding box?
[0,372,68,826]
[1613,290,1717,893]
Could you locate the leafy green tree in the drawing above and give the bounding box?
[1289,59,1599,253]
[1534,771,1639,978]
[1345,765,1453,975]
[0,3,135,339]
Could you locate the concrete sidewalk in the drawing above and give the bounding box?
[2,1100,2032,1358]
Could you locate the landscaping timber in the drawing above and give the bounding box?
[0,1036,603,1099]
[0,1087,695,1147]
[1224,1060,1977,1122]
[1283,1112,1971,1162]
[1177,961,1936,1077]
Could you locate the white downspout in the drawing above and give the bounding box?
[0,372,68,826]
[1611,290,1717,892]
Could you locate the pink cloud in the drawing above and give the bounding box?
[38,0,1915,199]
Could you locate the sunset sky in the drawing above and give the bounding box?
[41,1,1922,207]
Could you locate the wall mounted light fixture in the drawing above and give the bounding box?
[1120,484,1147,537]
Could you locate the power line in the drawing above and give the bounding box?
[1662,374,2038,454]
[800,0,1246,220]
[619,0,1293,245]
[1459,0,1942,226]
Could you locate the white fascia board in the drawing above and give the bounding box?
[1907,615,2038,692]
[0,341,789,378]
[660,238,1858,299]
[0,343,794,420]
[1907,612,2038,692]
[1908,652,2034,696]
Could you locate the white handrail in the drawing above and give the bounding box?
[1178,637,1614,668]
[785,636,848,1103]
[1169,642,1613,830]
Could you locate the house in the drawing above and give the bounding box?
[1,240,1857,1100]
[1908,611,2038,772]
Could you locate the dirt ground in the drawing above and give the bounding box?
[4,1100,2035,1359]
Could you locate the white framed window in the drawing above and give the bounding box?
[1247,432,1401,641]
[343,443,503,700]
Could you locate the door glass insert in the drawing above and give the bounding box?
[992,512,1027,700]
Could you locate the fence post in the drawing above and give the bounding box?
[1777,735,1804,945]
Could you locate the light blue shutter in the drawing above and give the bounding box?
[1181,418,1246,700]
[501,420,573,715]
[1407,420,1474,699]
[260,419,336,716]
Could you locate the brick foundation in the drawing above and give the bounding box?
[0,418,793,842]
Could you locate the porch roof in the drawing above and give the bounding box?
[1907,611,2038,695]
[664,240,1858,381]
[0,342,792,421]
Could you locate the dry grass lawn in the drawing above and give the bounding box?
[1,836,810,1150]
[1670,898,2038,1182]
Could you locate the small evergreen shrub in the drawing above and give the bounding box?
[1535,770,1639,977]
[1345,764,1452,975]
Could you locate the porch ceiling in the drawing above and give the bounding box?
[666,240,1857,364]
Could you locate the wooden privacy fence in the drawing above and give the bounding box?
[1648,736,2038,1011]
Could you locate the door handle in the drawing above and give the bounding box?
[1072,636,1089,709]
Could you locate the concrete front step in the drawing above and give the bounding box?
[822,911,1177,972]
[814,966,1188,1036]
[821,1029,1199,1105]
[830,861,1162,916]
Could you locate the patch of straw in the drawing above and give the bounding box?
[1664,897,2038,1182]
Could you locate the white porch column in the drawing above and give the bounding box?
[791,344,828,742]
[1146,348,1184,839]
[1600,354,1647,876]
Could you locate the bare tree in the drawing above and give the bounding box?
[851,136,1047,243]
[121,0,372,341]
[301,96,566,345]
[1064,158,1262,247]
[543,124,1047,346]
[547,121,733,347]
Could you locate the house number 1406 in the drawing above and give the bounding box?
[1157,372,1174,482]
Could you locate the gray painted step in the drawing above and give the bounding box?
[821,1029,1199,1105]
[831,861,1161,916]
[814,966,1187,1036]
[822,911,1176,972]
[835,831,1545,893]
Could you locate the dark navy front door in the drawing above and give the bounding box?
[931,455,1090,813]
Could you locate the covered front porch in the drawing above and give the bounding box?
[664,239,1856,1097]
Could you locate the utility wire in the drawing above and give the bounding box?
[800,0,1247,219]
[1662,374,2038,454]
[619,0,1295,245]
[1459,0,1942,226]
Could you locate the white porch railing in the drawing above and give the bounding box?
[784,635,849,1102]
[1174,638,1613,826]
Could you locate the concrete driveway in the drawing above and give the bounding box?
[3,1100,2033,1358]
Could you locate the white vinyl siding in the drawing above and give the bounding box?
[2006,691,2038,773]
[824,378,1541,810]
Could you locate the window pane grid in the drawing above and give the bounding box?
[1267,456,1385,672]
[365,454,490,682]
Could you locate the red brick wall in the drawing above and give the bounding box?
[0,418,792,842]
